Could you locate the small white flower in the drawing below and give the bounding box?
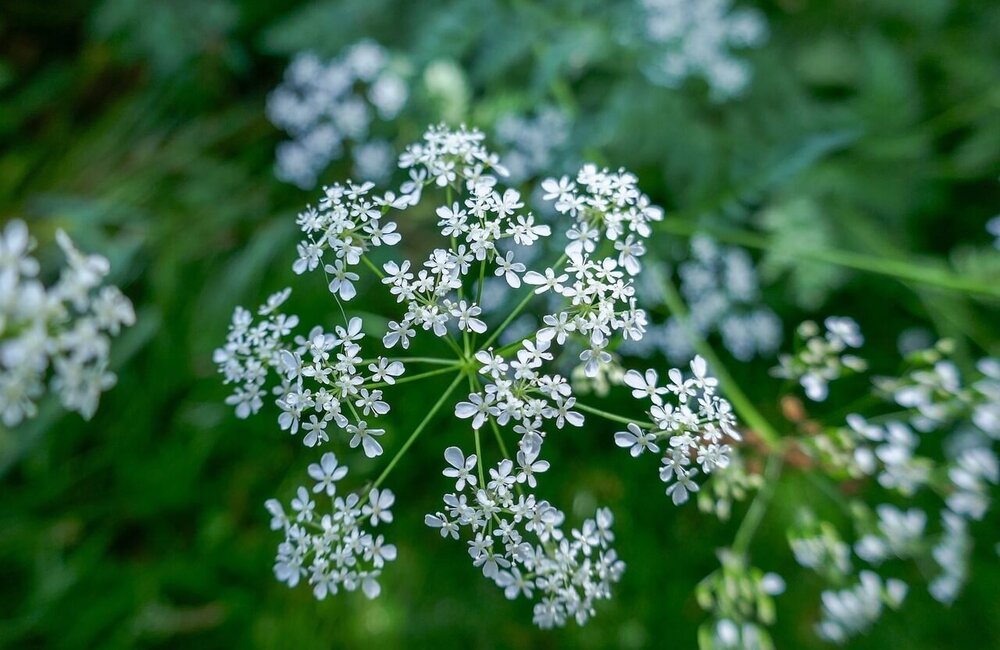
[443,446,479,491]
[348,420,385,457]
[308,452,349,495]
[614,422,661,457]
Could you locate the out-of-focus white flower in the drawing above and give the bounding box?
[268,41,410,188]
[0,220,134,426]
[638,0,768,100]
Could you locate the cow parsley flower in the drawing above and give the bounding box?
[629,236,782,363]
[772,318,867,401]
[267,466,397,600]
[695,550,785,649]
[216,124,738,624]
[425,448,625,629]
[268,41,409,188]
[615,356,739,504]
[0,220,135,426]
[789,517,853,581]
[495,106,571,182]
[214,290,403,452]
[637,0,768,100]
[456,343,583,455]
[816,571,907,644]
[929,510,971,605]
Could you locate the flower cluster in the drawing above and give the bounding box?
[455,344,583,455]
[0,220,134,426]
[495,106,571,182]
[214,290,403,453]
[695,550,785,650]
[816,571,907,644]
[268,41,409,188]
[266,452,397,600]
[637,0,768,100]
[425,447,625,628]
[771,317,867,401]
[378,127,553,348]
[875,342,1000,438]
[784,327,999,641]
[630,236,782,363]
[214,125,683,630]
[543,163,663,271]
[696,448,761,521]
[532,164,662,377]
[789,517,853,582]
[614,356,740,504]
[292,180,402,301]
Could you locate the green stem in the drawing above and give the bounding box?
[361,357,459,366]
[472,259,487,349]
[731,452,785,556]
[658,220,1000,299]
[364,364,463,389]
[661,276,782,448]
[481,289,535,350]
[480,253,567,350]
[575,403,656,429]
[474,426,487,489]
[441,332,466,359]
[370,371,465,491]
[360,255,386,281]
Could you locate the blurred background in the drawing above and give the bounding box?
[1,0,998,648]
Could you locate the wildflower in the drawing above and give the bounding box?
[268,42,409,188]
[615,356,739,503]
[772,317,867,401]
[426,448,624,628]
[637,0,768,100]
[214,289,403,451]
[816,571,907,644]
[0,220,134,426]
[268,464,396,600]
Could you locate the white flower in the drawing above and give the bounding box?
[495,251,526,288]
[267,459,397,599]
[426,451,624,629]
[308,452,349,495]
[0,220,133,427]
[363,488,396,525]
[639,0,767,100]
[443,446,479,491]
[623,369,667,404]
[454,393,498,429]
[348,420,385,457]
[614,422,661,457]
[268,43,409,188]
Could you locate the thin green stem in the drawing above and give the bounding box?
[575,403,656,429]
[474,427,487,488]
[472,259,487,349]
[660,276,782,447]
[364,364,463,389]
[482,289,535,350]
[480,253,568,351]
[731,452,785,556]
[370,371,465,491]
[360,255,386,281]
[361,356,459,366]
[441,332,466,358]
[658,219,1000,300]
